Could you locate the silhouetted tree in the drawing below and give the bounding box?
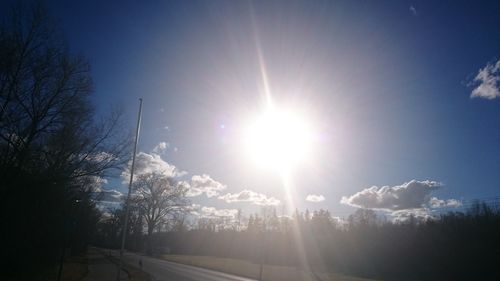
[133,172,189,255]
[348,208,378,227]
[0,3,129,280]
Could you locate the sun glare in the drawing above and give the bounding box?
[244,106,313,173]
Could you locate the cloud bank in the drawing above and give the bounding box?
[188,204,238,220]
[218,189,280,206]
[390,208,435,223]
[121,147,186,183]
[341,180,462,222]
[471,59,500,99]
[428,197,462,208]
[92,188,125,214]
[185,174,227,198]
[341,180,443,210]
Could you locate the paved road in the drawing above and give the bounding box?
[110,250,257,281]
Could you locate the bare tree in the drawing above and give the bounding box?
[348,208,378,227]
[0,3,129,186]
[133,172,189,255]
[0,4,130,279]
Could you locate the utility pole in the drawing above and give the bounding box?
[116,98,143,281]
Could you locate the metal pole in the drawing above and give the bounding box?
[116,98,143,281]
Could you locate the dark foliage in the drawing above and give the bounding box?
[97,203,500,281]
[92,172,189,255]
[0,3,129,280]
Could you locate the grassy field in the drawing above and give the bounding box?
[59,259,88,281]
[50,255,88,281]
[104,252,151,281]
[54,248,151,281]
[160,255,376,281]
[113,258,151,281]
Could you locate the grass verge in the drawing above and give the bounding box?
[53,255,88,281]
[106,254,151,281]
[160,255,375,281]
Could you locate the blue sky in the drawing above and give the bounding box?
[6,0,499,219]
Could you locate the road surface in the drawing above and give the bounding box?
[110,250,257,281]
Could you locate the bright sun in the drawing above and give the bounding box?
[244,106,313,173]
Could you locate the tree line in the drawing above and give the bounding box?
[94,200,500,281]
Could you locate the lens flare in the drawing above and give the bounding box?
[244,106,313,173]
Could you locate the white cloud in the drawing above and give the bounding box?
[88,151,115,163]
[81,175,108,188]
[341,180,462,223]
[471,59,500,99]
[218,189,280,206]
[390,208,435,223]
[122,148,225,199]
[306,194,325,202]
[94,189,124,203]
[74,175,108,193]
[121,151,186,183]
[341,180,443,211]
[409,5,417,16]
[186,174,226,198]
[152,142,169,154]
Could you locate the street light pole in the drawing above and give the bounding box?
[116,98,143,281]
